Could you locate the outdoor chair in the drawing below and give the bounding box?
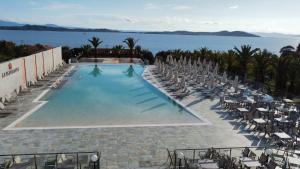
[9,156,34,169]
[0,109,12,118]
[266,160,277,169]
[203,148,215,159]
[258,153,269,166]
[241,147,250,157]
[45,158,57,169]
[281,139,295,150]
[0,160,12,169]
[248,151,256,159]
[263,123,276,138]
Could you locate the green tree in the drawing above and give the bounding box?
[234,45,259,82]
[274,45,295,96]
[253,49,274,86]
[135,45,142,56]
[123,37,138,61]
[88,37,103,57]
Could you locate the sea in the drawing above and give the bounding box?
[0,30,299,55]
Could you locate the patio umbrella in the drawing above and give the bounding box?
[262,94,274,103]
[213,63,219,76]
[222,72,227,83]
[233,76,239,91]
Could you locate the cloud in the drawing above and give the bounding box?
[163,16,191,24]
[144,3,159,10]
[28,1,37,6]
[144,3,191,11]
[201,21,222,25]
[32,2,85,10]
[229,5,239,9]
[124,17,138,23]
[171,5,192,10]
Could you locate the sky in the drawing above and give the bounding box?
[0,0,300,34]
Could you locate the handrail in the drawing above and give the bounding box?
[168,146,296,169]
[0,151,101,169]
[0,151,99,157]
[174,146,266,151]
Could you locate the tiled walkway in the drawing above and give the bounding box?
[0,64,263,169]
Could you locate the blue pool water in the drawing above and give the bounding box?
[17,64,202,127]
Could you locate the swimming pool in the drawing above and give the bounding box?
[8,64,205,129]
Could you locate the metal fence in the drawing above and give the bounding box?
[0,151,100,169]
[166,146,295,169]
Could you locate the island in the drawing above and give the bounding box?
[0,24,260,37]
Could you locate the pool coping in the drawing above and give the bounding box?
[4,64,210,130]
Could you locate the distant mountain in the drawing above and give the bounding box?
[0,20,24,26]
[0,22,259,37]
[144,30,259,37]
[44,24,60,28]
[0,24,120,33]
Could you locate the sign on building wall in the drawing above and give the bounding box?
[1,63,20,79]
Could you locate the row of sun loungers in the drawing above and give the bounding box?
[153,56,237,99]
[0,64,70,118]
[50,66,76,89]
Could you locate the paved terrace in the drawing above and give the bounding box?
[0,64,265,169]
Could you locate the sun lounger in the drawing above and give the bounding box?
[9,156,34,169]
[0,110,12,118]
[0,160,12,169]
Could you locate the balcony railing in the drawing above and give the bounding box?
[0,151,100,169]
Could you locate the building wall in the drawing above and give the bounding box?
[0,47,63,102]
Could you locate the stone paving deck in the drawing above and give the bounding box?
[0,64,265,169]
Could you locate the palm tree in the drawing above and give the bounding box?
[296,44,300,56]
[273,45,296,96]
[253,49,274,87]
[280,44,300,97]
[135,45,142,56]
[198,47,212,61]
[280,45,295,57]
[88,37,103,57]
[234,45,259,82]
[224,50,237,76]
[123,37,138,61]
[287,56,300,97]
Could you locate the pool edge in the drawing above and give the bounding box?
[4,64,211,130]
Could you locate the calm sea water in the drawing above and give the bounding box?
[0,30,299,54]
[17,64,202,127]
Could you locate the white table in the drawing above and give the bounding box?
[198,159,214,164]
[199,162,219,169]
[224,99,235,103]
[243,160,261,168]
[288,156,300,166]
[244,99,256,104]
[274,132,291,139]
[253,118,266,124]
[256,108,268,112]
[240,157,255,162]
[283,99,294,103]
[237,108,249,112]
[274,118,291,123]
